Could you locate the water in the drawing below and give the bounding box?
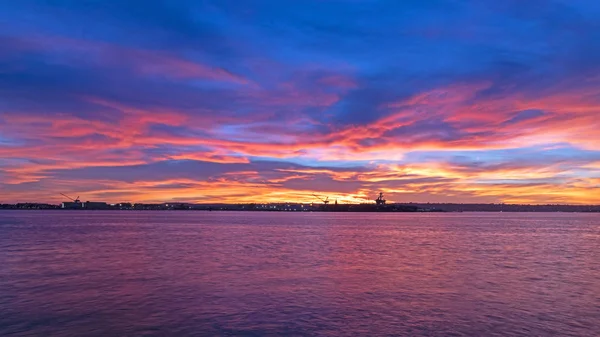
[0,211,599,336]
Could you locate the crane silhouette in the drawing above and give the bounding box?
[312,194,330,205]
[60,193,81,203]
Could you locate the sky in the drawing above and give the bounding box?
[1,0,600,205]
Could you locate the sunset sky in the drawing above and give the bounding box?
[1,0,600,204]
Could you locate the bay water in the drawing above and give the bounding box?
[1,211,598,336]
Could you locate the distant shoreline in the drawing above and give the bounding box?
[2,202,600,213]
[1,209,600,213]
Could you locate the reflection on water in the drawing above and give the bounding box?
[1,211,599,336]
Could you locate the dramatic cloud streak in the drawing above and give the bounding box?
[1,0,600,204]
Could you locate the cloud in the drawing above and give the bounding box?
[1,0,600,204]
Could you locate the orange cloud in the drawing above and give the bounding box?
[3,70,600,204]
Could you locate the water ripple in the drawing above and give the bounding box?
[1,211,599,336]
